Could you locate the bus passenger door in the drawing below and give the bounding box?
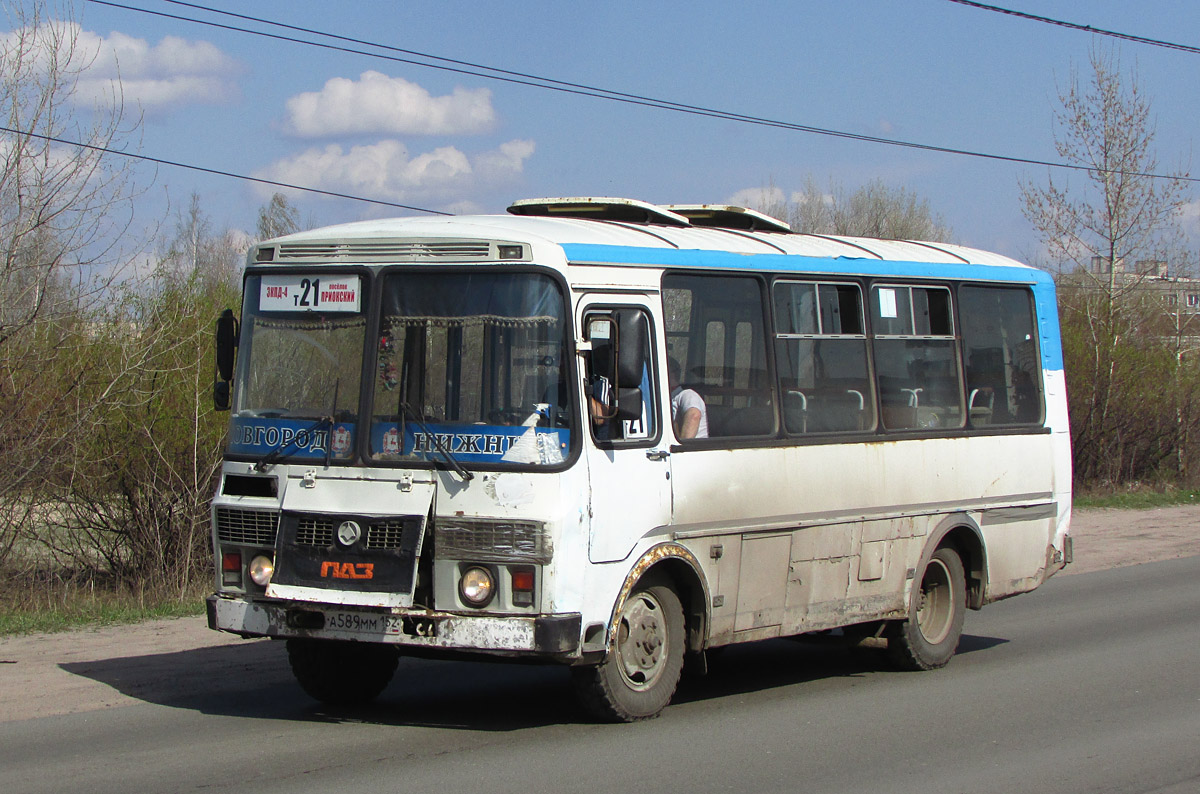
[580,301,672,563]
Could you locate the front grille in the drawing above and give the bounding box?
[435,519,550,563]
[366,520,408,549]
[293,516,413,549]
[215,508,279,546]
[295,517,335,547]
[277,240,492,262]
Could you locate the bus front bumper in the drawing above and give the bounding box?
[207,595,581,656]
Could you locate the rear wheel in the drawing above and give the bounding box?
[286,638,400,705]
[572,582,685,722]
[886,546,966,670]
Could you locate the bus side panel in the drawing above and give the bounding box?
[670,433,1060,643]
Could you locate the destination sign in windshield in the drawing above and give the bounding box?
[260,274,361,312]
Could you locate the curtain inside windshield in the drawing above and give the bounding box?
[372,272,571,466]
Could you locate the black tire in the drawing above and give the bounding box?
[286,638,400,706]
[572,582,685,722]
[886,546,966,671]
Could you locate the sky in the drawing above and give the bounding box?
[9,0,1200,265]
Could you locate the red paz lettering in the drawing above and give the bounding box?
[320,561,374,580]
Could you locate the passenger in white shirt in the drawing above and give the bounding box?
[667,358,708,439]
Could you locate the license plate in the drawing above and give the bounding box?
[324,610,402,635]
[322,610,438,638]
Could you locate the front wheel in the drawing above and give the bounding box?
[886,546,966,671]
[286,639,400,705]
[572,582,685,722]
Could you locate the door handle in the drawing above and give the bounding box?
[646,449,669,461]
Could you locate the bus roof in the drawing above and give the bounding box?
[259,198,1033,272]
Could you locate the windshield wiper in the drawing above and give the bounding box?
[400,401,474,482]
[252,414,333,473]
[253,380,340,473]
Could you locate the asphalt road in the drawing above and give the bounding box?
[2,555,1197,794]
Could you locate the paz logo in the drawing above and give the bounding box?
[336,520,362,547]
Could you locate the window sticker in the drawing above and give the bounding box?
[878,287,899,319]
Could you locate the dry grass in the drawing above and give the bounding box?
[0,564,207,635]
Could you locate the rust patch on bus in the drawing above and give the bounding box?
[605,543,704,649]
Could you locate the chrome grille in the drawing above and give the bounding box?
[295,517,334,547]
[435,519,549,563]
[215,508,279,547]
[277,240,492,262]
[366,520,408,550]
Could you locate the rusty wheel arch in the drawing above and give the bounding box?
[924,514,988,611]
[608,543,711,654]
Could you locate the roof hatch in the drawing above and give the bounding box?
[663,204,792,233]
[507,197,691,227]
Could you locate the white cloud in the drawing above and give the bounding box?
[253,138,535,203]
[439,199,487,215]
[726,186,786,208]
[75,30,239,110]
[1180,199,1200,227]
[282,72,495,138]
[0,21,239,111]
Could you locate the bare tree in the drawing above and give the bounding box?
[754,177,953,241]
[0,0,148,564]
[1021,46,1194,484]
[256,191,301,241]
[1021,47,1188,285]
[160,192,242,290]
[1,1,142,333]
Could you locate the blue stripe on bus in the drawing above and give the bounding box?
[561,243,1064,372]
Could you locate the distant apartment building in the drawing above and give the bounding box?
[1082,256,1200,317]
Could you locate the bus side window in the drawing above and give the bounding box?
[871,285,964,431]
[959,286,1043,426]
[662,274,773,438]
[773,281,873,434]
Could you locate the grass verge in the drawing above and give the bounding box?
[1073,486,1200,510]
[0,576,207,636]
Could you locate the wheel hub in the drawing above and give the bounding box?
[616,593,667,689]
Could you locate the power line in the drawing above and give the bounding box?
[0,124,452,215]
[82,0,1198,185]
[944,0,1200,55]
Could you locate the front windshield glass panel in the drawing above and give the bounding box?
[227,273,366,462]
[371,271,572,468]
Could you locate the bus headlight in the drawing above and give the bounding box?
[459,566,495,607]
[248,554,275,587]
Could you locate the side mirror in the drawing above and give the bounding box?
[213,380,231,411]
[585,316,618,420]
[214,309,238,411]
[585,312,649,424]
[616,310,646,385]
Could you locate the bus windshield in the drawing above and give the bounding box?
[370,271,572,467]
[227,273,366,463]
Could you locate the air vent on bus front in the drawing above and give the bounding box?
[276,240,494,261]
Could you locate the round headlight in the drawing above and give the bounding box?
[459,566,495,607]
[248,554,274,587]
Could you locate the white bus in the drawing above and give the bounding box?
[208,197,1072,721]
